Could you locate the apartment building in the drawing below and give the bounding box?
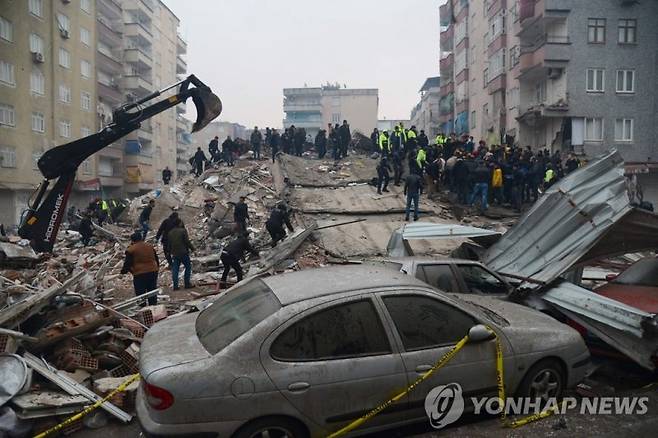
[439,0,658,203]
[0,0,98,226]
[283,85,379,138]
[410,76,441,138]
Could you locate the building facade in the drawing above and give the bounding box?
[438,0,658,203]
[283,85,379,138]
[0,0,99,226]
[410,76,441,137]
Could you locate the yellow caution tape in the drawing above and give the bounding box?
[326,335,471,438]
[328,327,561,437]
[33,374,140,438]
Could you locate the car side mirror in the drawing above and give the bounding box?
[468,324,495,343]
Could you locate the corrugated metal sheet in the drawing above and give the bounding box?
[483,150,631,286]
[387,223,500,257]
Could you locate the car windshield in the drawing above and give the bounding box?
[612,259,658,287]
[196,279,281,354]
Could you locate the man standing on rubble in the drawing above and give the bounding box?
[251,126,263,160]
[338,120,351,159]
[79,212,94,246]
[168,218,195,290]
[220,232,259,289]
[139,199,155,239]
[370,128,379,154]
[404,168,423,221]
[315,130,327,159]
[376,156,391,195]
[162,166,172,185]
[222,136,234,166]
[271,129,281,162]
[234,196,249,234]
[266,202,294,247]
[121,232,159,306]
[156,212,178,267]
[208,136,220,163]
[193,147,208,177]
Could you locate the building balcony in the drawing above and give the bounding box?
[487,0,506,17]
[138,126,152,143]
[97,16,122,47]
[177,34,187,55]
[98,82,123,104]
[283,120,322,129]
[518,0,570,38]
[98,0,122,20]
[440,53,454,75]
[125,48,152,70]
[440,26,454,52]
[283,101,322,112]
[487,73,507,94]
[122,75,152,95]
[517,38,570,79]
[440,81,454,96]
[98,143,124,160]
[455,68,469,85]
[176,55,187,75]
[124,22,152,46]
[439,3,451,27]
[97,50,122,75]
[176,116,187,132]
[455,36,469,53]
[456,99,469,114]
[99,175,124,188]
[487,33,507,56]
[517,100,569,125]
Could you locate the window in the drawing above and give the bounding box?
[416,264,457,292]
[0,60,15,86]
[80,60,91,78]
[586,68,605,92]
[81,0,92,14]
[331,113,340,123]
[470,111,476,130]
[81,91,91,110]
[455,19,467,44]
[32,152,41,170]
[81,126,91,137]
[57,13,70,33]
[30,69,45,95]
[618,19,636,44]
[59,48,71,68]
[0,16,13,42]
[29,33,43,54]
[197,279,281,355]
[0,103,16,126]
[488,11,505,42]
[488,49,505,79]
[614,118,633,142]
[616,70,635,93]
[455,49,468,73]
[0,146,16,168]
[483,68,489,86]
[588,18,606,43]
[97,70,112,86]
[29,0,43,18]
[509,46,520,68]
[59,84,71,103]
[383,295,476,351]
[271,300,390,361]
[80,27,91,46]
[59,120,71,138]
[457,265,508,295]
[31,112,45,133]
[584,117,604,142]
[82,158,92,175]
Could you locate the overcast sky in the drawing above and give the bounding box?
[164,0,440,128]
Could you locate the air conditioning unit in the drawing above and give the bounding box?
[60,29,70,39]
[32,52,44,63]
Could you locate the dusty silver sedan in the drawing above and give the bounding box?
[136,266,590,438]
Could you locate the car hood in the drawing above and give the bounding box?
[459,295,583,354]
[139,313,210,379]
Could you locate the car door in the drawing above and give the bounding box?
[455,264,510,296]
[375,290,514,421]
[260,295,410,435]
[414,263,460,293]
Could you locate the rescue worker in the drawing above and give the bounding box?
[376,156,391,195]
[378,130,391,157]
[222,136,234,166]
[155,212,179,267]
[162,166,172,185]
[391,126,403,156]
[250,126,263,160]
[208,136,219,163]
[120,232,159,306]
[370,128,379,154]
[544,164,556,189]
[139,199,155,239]
[220,233,259,289]
[266,203,294,247]
[193,147,207,176]
[418,130,429,148]
[233,196,249,233]
[435,132,446,146]
[168,218,195,290]
[416,146,427,175]
[79,212,94,246]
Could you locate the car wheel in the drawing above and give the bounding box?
[517,359,564,402]
[234,417,308,438]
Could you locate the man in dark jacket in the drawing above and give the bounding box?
[370,128,379,154]
[193,147,207,176]
[404,169,423,221]
[167,219,195,290]
[139,199,155,239]
[79,212,94,246]
[233,196,249,233]
[162,166,172,185]
[155,212,178,267]
[418,130,429,149]
[271,129,281,162]
[376,156,391,195]
[250,126,262,160]
[220,233,259,288]
[452,156,469,204]
[266,203,294,247]
[469,161,492,212]
[222,136,234,166]
[208,136,219,162]
[121,232,159,305]
[314,130,327,159]
[338,120,351,158]
[293,127,306,157]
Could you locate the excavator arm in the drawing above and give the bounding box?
[18,75,221,252]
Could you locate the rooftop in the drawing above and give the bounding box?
[420,76,441,92]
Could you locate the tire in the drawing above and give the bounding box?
[233,417,308,438]
[516,358,565,402]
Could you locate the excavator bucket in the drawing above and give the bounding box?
[192,87,222,132]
